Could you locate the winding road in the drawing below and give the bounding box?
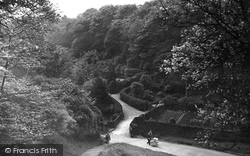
[109,94,235,156]
[82,94,235,156]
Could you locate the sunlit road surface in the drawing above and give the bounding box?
[110,94,235,156]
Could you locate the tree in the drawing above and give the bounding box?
[38,45,74,78]
[72,50,100,84]
[89,77,114,115]
[0,0,60,92]
[71,33,94,58]
[104,20,123,58]
[114,4,137,20]
[77,8,98,20]
[46,16,76,48]
[89,5,119,53]
[161,0,250,143]
[124,1,182,73]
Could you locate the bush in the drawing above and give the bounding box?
[108,81,120,94]
[0,78,95,144]
[130,82,144,99]
[110,73,144,94]
[120,87,150,111]
[62,95,103,140]
[89,77,109,104]
[139,74,152,89]
[0,94,68,144]
[115,64,123,77]
[117,79,130,88]
[165,81,185,94]
[178,97,204,112]
[143,90,154,102]
[124,68,141,78]
[162,95,178,109]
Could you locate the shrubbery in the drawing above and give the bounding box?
[0,77,90,144]
[33,77,104,140]
[89,77,114,115]
[143,90,154,102]
[162,95,178,109]
[108,72,145,94]
[164,81,185,94]
[0,93,67,144]
[108,81,120,94]
[130,82,144,99]
[115,64,124,77]
[37,46,74,78]
[139,74,152,89]
[62,95,102,138]
[108,79,130,94]
[178,97,204,112]
[120,87,150,111]
[89,77,109,102]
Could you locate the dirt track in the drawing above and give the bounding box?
[109,94,235,156]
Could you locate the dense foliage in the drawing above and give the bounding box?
[0,0,65,144]
[120,87,150,111]
[0,0,104,144]
[1,0,248,151]
[0,78,66,143]
[0,0,60,90]
[88,77,115,115]
[47,1,181,77]
[160,0,250,141]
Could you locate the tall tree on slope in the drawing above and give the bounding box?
[160,0,250,144]
[0,0,60,92]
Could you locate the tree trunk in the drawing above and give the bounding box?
[1,59,9,92]
[185,79,188,97]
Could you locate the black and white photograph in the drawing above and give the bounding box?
[0,0,249,155]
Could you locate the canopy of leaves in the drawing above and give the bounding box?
[0,0,104,143]
[160,0,250,132]
[47,0,181,70]
[0,0,60,92]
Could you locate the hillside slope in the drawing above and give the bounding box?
[82,143,173,156]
